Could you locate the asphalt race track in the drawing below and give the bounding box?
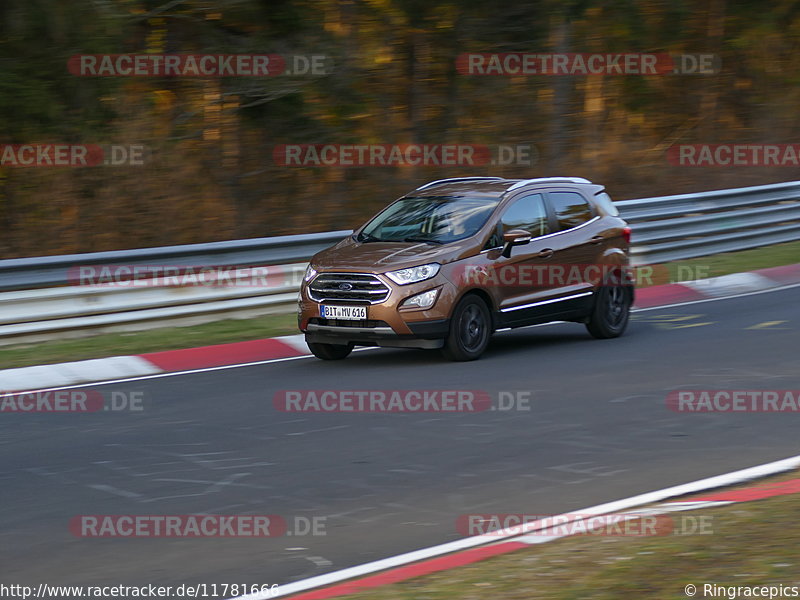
[2,286,799,589]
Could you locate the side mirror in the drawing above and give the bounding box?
[501,229,532,258]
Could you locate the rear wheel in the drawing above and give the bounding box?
[441,295,491,361]
[307,341,354,360]
[585,273,632,339]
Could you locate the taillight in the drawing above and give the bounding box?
[622,226,631,246]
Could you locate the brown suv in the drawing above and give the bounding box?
[298,177,633,361]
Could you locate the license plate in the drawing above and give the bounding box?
[321,305,367,320]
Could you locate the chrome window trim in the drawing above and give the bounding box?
[479,215,601,253]
[500,291,593,313]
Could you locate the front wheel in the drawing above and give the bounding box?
[441,295,492,361]
[585,276,632,339]
[307,341,354,360]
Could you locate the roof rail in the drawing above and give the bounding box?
[507,177,591,191]
[415,177,505,191]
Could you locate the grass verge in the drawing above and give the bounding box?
[636,239,800,287]
[0,313,298,370]
[337,470,800,599]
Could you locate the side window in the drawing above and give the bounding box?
[549,191,594,230]
[484,193,549,249]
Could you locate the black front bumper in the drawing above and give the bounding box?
[304,318,450,350]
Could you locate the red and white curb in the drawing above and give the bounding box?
[2,263,799,394]
[140,335,309,372]
[632,262,800,308]
[234,455,800,600]
[0,334,310,393]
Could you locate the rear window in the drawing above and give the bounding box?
[549,191,595,230]
[593,191,620,217]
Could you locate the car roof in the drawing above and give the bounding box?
[408,177,599,198]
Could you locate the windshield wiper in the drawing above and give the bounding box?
[403,236,443,245]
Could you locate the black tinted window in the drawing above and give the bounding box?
[485,193,548,248]
[549,191,594,230]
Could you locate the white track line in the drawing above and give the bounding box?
[633,280,800,311]
[235,453,800,599]
[2,281,799,397]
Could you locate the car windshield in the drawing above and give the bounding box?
[357,196,500,244]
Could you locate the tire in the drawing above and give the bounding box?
[307,341,354,360]
[441,295,492,361]
[585,272,632,339]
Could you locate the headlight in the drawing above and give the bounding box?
[385,263,440,285]
[400,288,439,309]
[304,264,318,283]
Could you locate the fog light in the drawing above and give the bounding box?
[401,288,438,309]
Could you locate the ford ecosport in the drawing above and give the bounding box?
[298,177,633,361]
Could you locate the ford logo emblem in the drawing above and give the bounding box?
[338,282,353,291]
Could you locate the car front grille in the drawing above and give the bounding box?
[308,273,390,304]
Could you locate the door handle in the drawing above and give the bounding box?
[590,235,605,245]
[537,248,554,259]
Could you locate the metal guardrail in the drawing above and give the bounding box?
[0,264,306,341]
[617,180,800,263]
[0,181,798,344]
[0,230,351,292]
